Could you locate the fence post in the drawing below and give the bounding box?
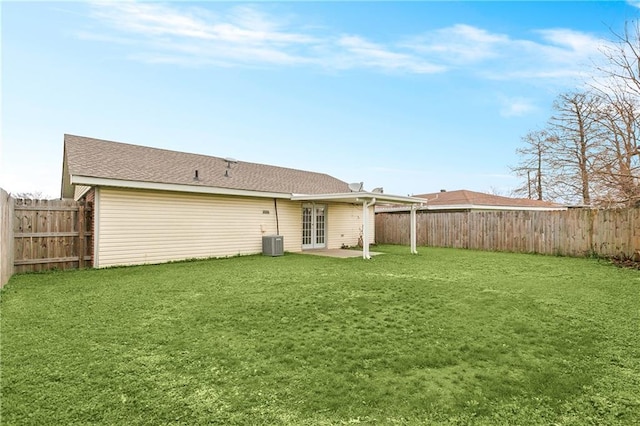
[1,189,15,287]
[588,208,595,256]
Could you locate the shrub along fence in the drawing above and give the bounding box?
[0,193,93,286]
[375,208,640,258]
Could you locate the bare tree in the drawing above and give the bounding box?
[590,90,640,206]
[590,21,640,206]
[547,92,603,205]
[598,21,640,98]
[12,191,45,200]
[511,21,640,205]
[510,129,553,200]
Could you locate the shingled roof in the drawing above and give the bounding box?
[62,134,349,197]
[375,189,565,212]
[414,189,564,209]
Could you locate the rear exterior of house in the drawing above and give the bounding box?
[87,187,371,267]
[62,135,380,268]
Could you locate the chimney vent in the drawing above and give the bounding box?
[440,189,446,192]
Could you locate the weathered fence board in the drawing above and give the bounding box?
[376,208,640,258]
[13,199,92,273]
[1,189,14,287]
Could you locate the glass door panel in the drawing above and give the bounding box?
[302,206,313,246]
[302,204,326,249]
[315,206,325,246]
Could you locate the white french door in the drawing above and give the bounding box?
[302,203,326,249]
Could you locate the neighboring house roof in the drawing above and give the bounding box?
[61,134,350,198]
[377,189,566,212]
[416,190,564,209]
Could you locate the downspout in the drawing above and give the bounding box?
[273,198,280,235]
[93,187,100,268]
[362,198,376,259]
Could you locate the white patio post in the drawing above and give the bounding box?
[410,204,418,254]
[362,200,369,259]
[362,198,376,259]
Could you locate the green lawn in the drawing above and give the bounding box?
[1,246,639,425]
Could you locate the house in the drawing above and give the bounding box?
[376,189,567,213]
[61,134,422,267]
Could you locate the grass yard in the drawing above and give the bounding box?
[1,245,639,425]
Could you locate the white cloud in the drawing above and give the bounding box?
[83,2,612,82]
[404,24,507,63]
[85,2,447,74]
[87,2,319,68]
[534,28,607,65]
[498,97,537,117]
[538,28,604,52]
[403,24,608,84]
[92,2,314,44]
[336,35,445,73]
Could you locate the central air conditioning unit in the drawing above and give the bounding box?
[262,235,284,256]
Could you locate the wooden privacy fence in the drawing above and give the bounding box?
[13,198,93,273]
[376,208,640,258]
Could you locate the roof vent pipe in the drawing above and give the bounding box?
[194,170,199,180]
[440,189,446,192]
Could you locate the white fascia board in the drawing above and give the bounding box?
[375,206,421,213]
[373,194,427,204]
[376,204,567,212]
[70,175,291,199]
[427,204,568,211]
[291,192,425,204]
[478,206,567,211]
[291,193,362,202]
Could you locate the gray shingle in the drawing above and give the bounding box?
[64,134,349,194]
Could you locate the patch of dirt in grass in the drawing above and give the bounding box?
[611,251,640,270]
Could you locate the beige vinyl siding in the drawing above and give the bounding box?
[327,203,359,249]
[326,203,374,249]
[369,205,375,244]
[74,185,91,200]
[96,187,292,267]
[94,187,373,267]
[271,199,303,252]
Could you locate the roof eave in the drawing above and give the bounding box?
[377,204,567,212]
[291,192,425,204]
[70,175,292,199]
[428,204,567,211]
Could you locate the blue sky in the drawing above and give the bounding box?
[2,1,640,198]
